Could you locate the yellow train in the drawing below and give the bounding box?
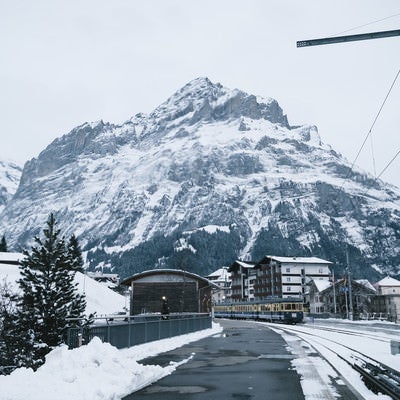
[213,297,303,324]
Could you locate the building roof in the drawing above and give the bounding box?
[228,260,257,273]
[121,268,218,288]
[267,256,332,264]
[236,260,255,269]
[356,279,376,292]
[313,279,332,292]
[0,252,24,263]
[375,276,400,287]
[318,278,376,295]
[206,267,231,280]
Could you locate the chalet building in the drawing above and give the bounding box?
[228,260,257,301]
[253,256,332,300]
[307,279,331,314]
[121,269,217,315]
[371,276,400,322]
[308,278,376,319]
[206,267,231,304]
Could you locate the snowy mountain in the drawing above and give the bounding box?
[0,160,22,215]
[1,77,400,279]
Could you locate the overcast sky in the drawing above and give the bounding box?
[1,1,399,188]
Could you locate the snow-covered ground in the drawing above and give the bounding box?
[2,258,398,400]
[0,322,223,400]
[0,260,126,315]
[267,318,400,400]
[0,256,223,399]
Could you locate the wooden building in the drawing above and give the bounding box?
[121,269,216,315]
[308,278,376,319]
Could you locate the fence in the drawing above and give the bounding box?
[67,313,212,349]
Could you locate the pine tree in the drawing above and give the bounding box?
[67,234,84,273]
[66,234,87,321]
[16,213,88,368]
[0,279,20,371]
[0,235,7,252]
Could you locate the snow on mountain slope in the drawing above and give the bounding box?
[0,160,22,214]
[1,77,400,279]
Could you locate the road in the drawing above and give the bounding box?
[123,319,304,400]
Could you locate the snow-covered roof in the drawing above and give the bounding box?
[312,279,331,292]
[0,251,24,263]
[267,256,332,265]
[356,279,376,292]
[207,267,230,280]
[121,269,218,287]
[236,260,255,269]
[375,276,400,287]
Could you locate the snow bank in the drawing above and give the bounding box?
[0,322,223,400]
[0,262,126,316]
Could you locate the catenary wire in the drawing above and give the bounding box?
[328,12,400,38]
[340,67,400,190]
[361,149,400,197]
[376,149,400,180]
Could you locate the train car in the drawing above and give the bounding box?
[213,297,303,324]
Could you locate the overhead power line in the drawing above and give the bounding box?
[340,67,400,190]
[330,12,400,37]
[296,15,400,190]
[376,149,400,181]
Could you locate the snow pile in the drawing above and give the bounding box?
[0,322,223,400]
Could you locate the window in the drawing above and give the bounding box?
[287,277,291,282]
[286,268,290,273]
[287,287,291,291]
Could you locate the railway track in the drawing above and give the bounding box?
[302,324,392,344]
[267,323,400,399]
[353,357,400,399]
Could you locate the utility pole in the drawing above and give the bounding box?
[332,269,337,315]
[346,248,354,320]
[297,29,400,48]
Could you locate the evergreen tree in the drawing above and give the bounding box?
[0,279,20,371]
[16,213,87,368]
[67,234,84,273]
[0,235,7,252]
[66,234,87,321]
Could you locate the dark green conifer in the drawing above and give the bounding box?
[15,213,87,369]
[0,235,7,252]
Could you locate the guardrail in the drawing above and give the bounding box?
[67,313,212,349]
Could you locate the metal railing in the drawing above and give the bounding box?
[67,313,212,349]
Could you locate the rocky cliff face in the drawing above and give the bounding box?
[1,77,400,279]
[0,161,22,215]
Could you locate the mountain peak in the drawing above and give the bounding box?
[152,77,289,127]
[2,77,400,280]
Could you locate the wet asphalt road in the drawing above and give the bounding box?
[123,319,305,400]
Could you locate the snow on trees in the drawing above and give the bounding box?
[6,213,88,370]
